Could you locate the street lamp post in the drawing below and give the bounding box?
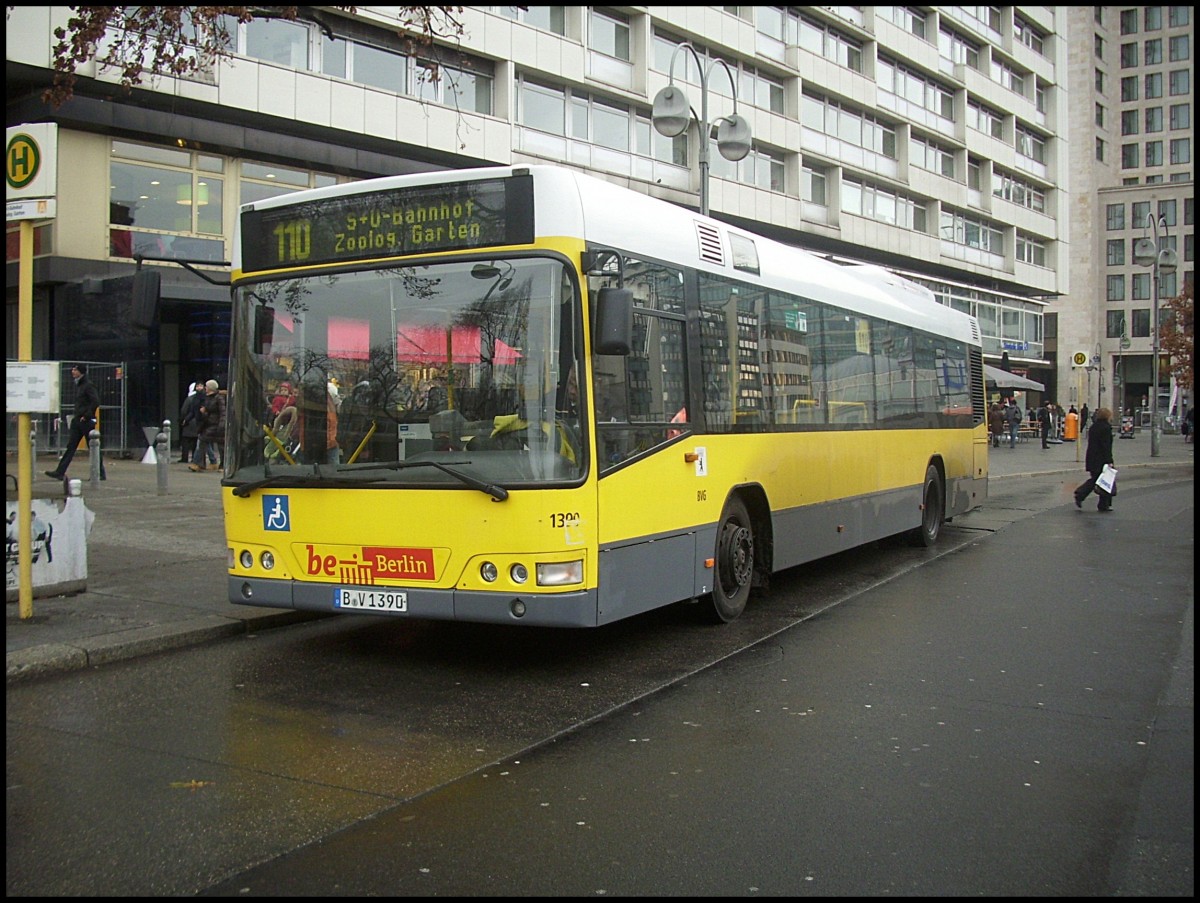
[1133,214,1179,457]
[651,42,751,217]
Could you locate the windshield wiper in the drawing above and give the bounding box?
[232,460,508,501]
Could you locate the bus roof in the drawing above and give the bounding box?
[236,164,980,347]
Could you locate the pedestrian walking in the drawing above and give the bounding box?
[1074,407,1116,512]
[1038,401,1054,449]
[989,403,1004,448]
[45,363,106,481]
[189,379,226,472]
[178,379,204,464]
[1079,403,1090,434]
[1005,398,1022,448]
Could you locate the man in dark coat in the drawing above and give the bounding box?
[1074,406,1115,512]
[178,379,205,464]
[45,363,105,480]
[1038,401,1054,449]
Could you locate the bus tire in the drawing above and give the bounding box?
[705,495,755,623]
[907,464,944,548]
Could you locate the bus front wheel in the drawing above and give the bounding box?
[907,464,944,548]
[706,495,755,623]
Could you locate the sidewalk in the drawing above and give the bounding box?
[6,432,1194,683]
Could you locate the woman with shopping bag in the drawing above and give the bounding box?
[1074,407,1115,512]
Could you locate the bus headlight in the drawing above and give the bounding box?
[510,563,529,584]
[260,550,275,570]
[537,560,583,586]
[239,550,254,569]
[480,561,498,582]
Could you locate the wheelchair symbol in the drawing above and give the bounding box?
[263,495,290,532]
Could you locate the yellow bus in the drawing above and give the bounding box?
[224,165,987,626]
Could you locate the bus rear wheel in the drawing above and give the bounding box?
[705,496,755,623]
[907,464,944,548]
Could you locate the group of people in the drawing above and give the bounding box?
[180,378,226,471]
[267,375,342,466]
[988,398,1027,449]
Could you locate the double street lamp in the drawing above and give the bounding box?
[651,42,751,217]
[1133,213,1178,457]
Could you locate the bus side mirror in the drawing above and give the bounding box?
[594,287,632,356]
[131,270,161,329]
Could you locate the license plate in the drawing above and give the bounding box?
[335,588,408,612]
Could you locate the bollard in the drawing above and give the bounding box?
[156,427,170,495]
[88,429,103,489]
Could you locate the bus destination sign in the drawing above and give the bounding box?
[240,174,533,273]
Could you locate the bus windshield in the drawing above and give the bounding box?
[226,256,585,489]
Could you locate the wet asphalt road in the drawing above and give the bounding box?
[6,469,1194,896]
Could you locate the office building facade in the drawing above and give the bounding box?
[6,7,1191,450]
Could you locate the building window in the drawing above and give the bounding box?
[740,67,785,114]
[882,6,928,40]
[992,169,1046,213]
[1107,203,1126,230]
[1015,127,1046,164]
[1106,310,1126,337]
[798,13,863,72]
[245,17,311,68]
[1121,110,1139,135]
[520,79,566,135]
[840,177,927,232]
[878,56,955,121]
[239,160,335,205]
[1107,275,1126,302]
[1144,38,1163,64]
[911,134,956,179]
[1158,199,1178,227]
[1120,42,1139,67]
[710,146,786,193]
[1121,76,1139,101]
[1145,7,1162,30]
[1169,137,1191,164]
[495,5,566,35]
[1169,69,1190,96]
[1145,140,1164,166]
[1131,309,1151,337]
[1132,272,1151,300]
[1107,239,1126,265]
[589,8,630,60]
[1015,232,1047,267]
[1120,9,1139,34]
[939,25,981,70]
[108,140,225,261]
[1169,7,1190,27]
[1121,143,1140,168]
[1145,72,1164,98]
[802,162,827,205]
[1169,103,1191,129]
[1015,17,1045,55]
[966,99,1004,139]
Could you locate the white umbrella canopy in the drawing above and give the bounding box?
[984,363,1044,391]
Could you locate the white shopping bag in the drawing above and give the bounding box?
[1095,463,1118,494]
